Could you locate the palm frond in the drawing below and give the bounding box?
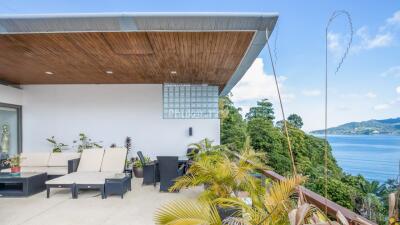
[154,200,222,225]
[263,175,306,224]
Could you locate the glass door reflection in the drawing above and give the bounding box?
[0,104,22,156]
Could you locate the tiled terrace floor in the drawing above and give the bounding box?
[0,178,202,225]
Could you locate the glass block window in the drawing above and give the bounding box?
[163,84,219,119]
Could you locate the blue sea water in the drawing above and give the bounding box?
[325,135,400,183]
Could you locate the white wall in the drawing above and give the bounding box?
[21,84,220,158]
[0,84,22,105]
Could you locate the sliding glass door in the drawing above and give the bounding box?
[0,103,22,156]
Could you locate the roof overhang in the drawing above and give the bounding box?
[0,12,278,95]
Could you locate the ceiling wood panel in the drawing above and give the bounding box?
[0,31,254,90]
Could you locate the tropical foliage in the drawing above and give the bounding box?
[170,138,266,201]
[219,96,394,225]
[155,137,310,225]
[155,96,396,225]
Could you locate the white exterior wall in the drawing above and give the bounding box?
[0,84,22,105]
[19,84,220,158]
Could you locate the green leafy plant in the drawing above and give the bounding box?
[155,175,309,225]
[155,200,222,225]
[187,138,226,160]
[4,154,21,167]
[73,133,102,153]
[170,138,267,201]
[132,156,151,168]
[46,136,68,153]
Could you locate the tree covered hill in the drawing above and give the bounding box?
[311,117,400,135]
[219,97,395,224]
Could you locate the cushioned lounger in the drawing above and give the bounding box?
[46,148,105,198]
[74,148,127,198]
[46,148,127,199]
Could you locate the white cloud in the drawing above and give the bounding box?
[381,66,400,77]
[302,89,321,97]
[327,32,342,54]
[373,104,389,110]
[387,10,400,25]
[396,86,400,94]
[365,92,377,99]
[231,58,291,103]
[353,26,393,51]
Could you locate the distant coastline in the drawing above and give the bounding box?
[311,117,400,135]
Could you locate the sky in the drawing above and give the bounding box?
[1,0,399,131]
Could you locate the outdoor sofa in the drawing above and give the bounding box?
[1,152,80,179]
[45,147,128,199]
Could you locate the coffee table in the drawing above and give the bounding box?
[0,172,47,197]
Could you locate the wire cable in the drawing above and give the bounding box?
[324,10,353,215]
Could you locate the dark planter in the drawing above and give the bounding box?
[133,166,143,178]
[217,206,241,221]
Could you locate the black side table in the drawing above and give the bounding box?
[105,174,131,199]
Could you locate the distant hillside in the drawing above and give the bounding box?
[311,117,400,135]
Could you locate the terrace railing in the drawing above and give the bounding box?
[261,170,377,225]
[226,149,377,225]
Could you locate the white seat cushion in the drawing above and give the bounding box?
[100,148,127,173]
[74,172,116,185]
[77,149,104,172]
[46,173,76,185]
[21,166,49,173]
[48,152,81,167]
[45,167,68,175]
[20,153,50,167]
[19,166,67,175]
[46,172,116,185]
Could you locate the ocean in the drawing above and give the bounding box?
[324,135,400,183]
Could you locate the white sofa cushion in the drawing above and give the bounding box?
[7,166,68,176]
[20,152,51,167]
[77,148,104,172]
[21,166,49,173]
[48,152,81,167]
[101,148,127,173]
[45,167,69,175]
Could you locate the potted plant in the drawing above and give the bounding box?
[132,156,151,178]
[73,133,102,152]
[46,136,68,153]
[5,155,21,175]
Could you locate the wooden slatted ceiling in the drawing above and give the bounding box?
[0,31,254,90]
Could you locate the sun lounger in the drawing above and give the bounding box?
[45,148,127,199]
[74,148,127,199]
[45,148,105,198]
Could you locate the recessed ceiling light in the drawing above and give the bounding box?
[106,70,113,74]
[45,71,54,75]
[170,71,177,74]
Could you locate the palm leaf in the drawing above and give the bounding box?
[154,200,222,225]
